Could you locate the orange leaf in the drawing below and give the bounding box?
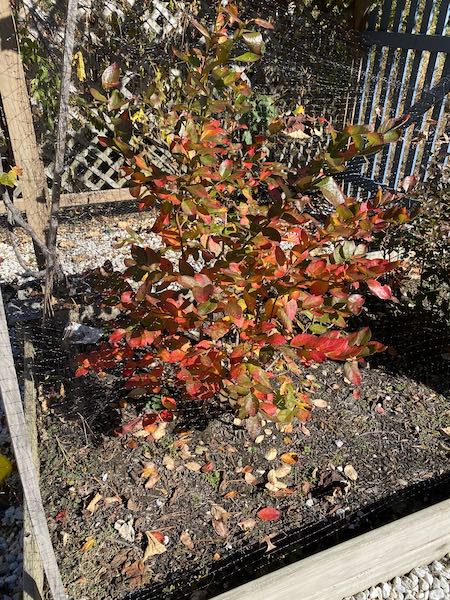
[280,452,299,465]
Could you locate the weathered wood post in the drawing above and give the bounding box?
[0,0,50,269]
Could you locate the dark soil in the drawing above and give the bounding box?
[29,308,450,600]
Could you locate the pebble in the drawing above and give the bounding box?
[345,555,450,600]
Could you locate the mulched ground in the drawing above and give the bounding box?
[30,309,450,600]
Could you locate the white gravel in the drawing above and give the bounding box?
[0,398,22,600]
[0,211,159,282]
[344,557,450,600]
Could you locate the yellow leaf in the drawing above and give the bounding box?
[80,537,96,553]
[73,51,86,82]
[143,532,166,561]
[0,454,13,484]
[86,492,102,514]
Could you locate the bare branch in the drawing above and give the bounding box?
[44,0,79,313]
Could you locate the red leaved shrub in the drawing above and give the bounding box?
[77,3,409,425]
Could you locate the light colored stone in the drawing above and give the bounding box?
[429,590,444,600]
[381,582,391,598]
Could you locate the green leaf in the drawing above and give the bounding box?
[233,52,261,63]
[90,87,108,102]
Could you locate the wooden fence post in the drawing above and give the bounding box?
[0,0,49,269]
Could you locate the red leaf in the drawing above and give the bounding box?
[257,507,281,521]
[344,361,362,386]
[367,279,393,300]
[161,396,177,410]
[260,402,277,416]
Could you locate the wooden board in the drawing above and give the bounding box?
[0,187,133,215]
[22,332,44,600]
[213,497,450,600]
[0,289,67,599]
[0,0,49,268]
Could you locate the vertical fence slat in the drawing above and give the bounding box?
[377,0,421,184]
[366,0,405,181]
[388,0,435,188]
[407,0,450,177]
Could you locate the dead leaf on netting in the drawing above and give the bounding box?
[86,492,103,514]
[274,464,291,478]
[344,464,358,481]
[153,422,167,441]
[104,495,122,506]
[257,507,281,522]
[80,537,96,553]
[312,398,328,408]
[180,530,194,550]
[143,531,166,561]
[238,518,256,532]
[261,533,277,552]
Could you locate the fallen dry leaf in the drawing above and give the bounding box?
[185,461,201,472]
[274,464,291,478]
[440,426,450,437]
[163,455,175,471]
[211,504,229,538]
[141,462,160,489]
[212,518,228,538]
[114,518,135,542]
[264,448,277,461]
[244,472,257,485]
[122,560,145,579]
[153,422,167,441]
[104,496,122,506]
[238,518,256,532]
[257,507,281,522]
[201,461,215,473]
[86,492,103,514]
[110,548,131,570]
[80,537,96,553]
[280,452,299,465]
[344,464,358,481]
[312,398,328,408]
[143,531,166,561]
[180,530,194,550]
